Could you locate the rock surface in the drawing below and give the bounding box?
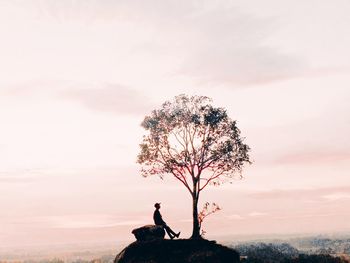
[114,239,240,263]
[131,225,165,241]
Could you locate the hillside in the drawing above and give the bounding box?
[114,239,240,263]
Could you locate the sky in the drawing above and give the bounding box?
[0,0,350,248]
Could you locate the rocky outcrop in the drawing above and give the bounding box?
[114,239,240,263]
[131,225,165,241]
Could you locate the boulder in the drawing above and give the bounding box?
[114,239,240,263]
[131,224,165,241]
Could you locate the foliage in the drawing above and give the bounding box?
[234,243,348,263]
[291,238,350,254]
[138,94,250,186]
[235,242,299,263]
[289,254,348,263]
[198,202,221,236]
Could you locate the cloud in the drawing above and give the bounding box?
[0,80,69,97]
[322,193,350,202]
[8,0,304,86]
[227,214,244,220]
[50,214,147,229]
[164,2,304,85]
[2,0,123,23]
[0,176,38,183]
[248,211,268,217]
[227,212,268,219]
[126,1,305,85]
[1,80,154,116]
[61,83,154,115]
[249,186,350,203]
[273,212,343,220]
[0,168,47,183]
[6,214,147,229]
[53,219,144,229]
[275,149,350,165]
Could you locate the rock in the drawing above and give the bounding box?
[131,225,165,241]
[114,239,240,263]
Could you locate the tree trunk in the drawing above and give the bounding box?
[191,192,201,239]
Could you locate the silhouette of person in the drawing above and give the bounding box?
[153,203,180,239]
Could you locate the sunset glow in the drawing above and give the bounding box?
[0,0,350,249]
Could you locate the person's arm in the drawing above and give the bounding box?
[155,210,166,225]
[159,212,167,225]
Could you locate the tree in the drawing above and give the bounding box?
[137,94,251,238]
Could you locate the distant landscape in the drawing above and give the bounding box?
[2,234,350,263]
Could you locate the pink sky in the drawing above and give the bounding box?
[0,0,350,248]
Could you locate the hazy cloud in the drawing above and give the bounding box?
[123,0,304,85]
[276,149,350,165]
[4,0,304,86]
[273,212,344,220]
[5,214,147,229]
[1,80,154,116]
[322,193,350,202]
[0,80,68,96]
[227,214,244,220]
[61,83,154,115]
[177,9,303,85]
[250,186,350,202]
[0,168,47,183]
[248,211,268,217]
[226,212,268,220]
[0,176,40,183]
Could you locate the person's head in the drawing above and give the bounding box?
[154,203,161,209]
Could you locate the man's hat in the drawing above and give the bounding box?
[154,202,161,208]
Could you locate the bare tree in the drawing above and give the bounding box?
[137,94,251,239]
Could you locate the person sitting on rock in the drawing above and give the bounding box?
[153,203,180,239]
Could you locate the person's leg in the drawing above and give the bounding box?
[165,225,176,236]
[164,225,175,239]
[164,225,180,238]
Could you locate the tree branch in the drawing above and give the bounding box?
[199,169,225,191]
[171,171,192,194]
